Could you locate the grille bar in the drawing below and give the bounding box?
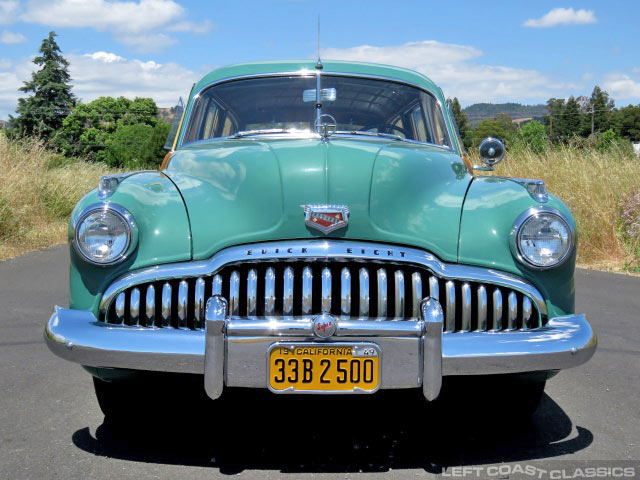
[105,260,545,333]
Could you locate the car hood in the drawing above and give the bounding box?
[165,137,471,262]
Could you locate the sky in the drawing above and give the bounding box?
[1,0,639,120]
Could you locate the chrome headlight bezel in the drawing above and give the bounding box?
[72,202,138,266]
[510,206,575,270]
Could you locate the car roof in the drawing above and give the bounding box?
[192,60,443,100]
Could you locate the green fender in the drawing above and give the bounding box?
[458,176,577,317]
[68,172,191,315]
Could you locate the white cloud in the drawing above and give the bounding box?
[603,72,640,99]
[523,8,597,28]
[17,0,212,52]
[0,30,26,43]
[0,51,200,119]
[321,40,563,104]
[0,0,19,25]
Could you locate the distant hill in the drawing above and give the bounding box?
[0,120,7,129]
[463,103,547,127]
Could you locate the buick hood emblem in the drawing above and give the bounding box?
[302,204,349,234]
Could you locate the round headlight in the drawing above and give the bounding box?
[512,208,573,269]
[74,204,137,265]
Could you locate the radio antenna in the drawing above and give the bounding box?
[316,14,322,69]
[315,13,323,131]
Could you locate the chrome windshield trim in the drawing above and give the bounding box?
[178,71,456,152]
[99,240,547,321]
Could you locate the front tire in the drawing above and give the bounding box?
[93,377,134,420]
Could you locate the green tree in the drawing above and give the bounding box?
[544,98,566,143]
[447,97,470,149]
[563,96,582,139]
[471,119,507,146]
[583,86,614,135]
[56,96,162,163]
[513,120,549,152]
[614,105,640,141]
[8,32,76,139]
[596,128,620,151]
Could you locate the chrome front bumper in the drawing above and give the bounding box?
[45,297,596,401]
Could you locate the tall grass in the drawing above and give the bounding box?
[483,144,640,269]
[0,135,116,259]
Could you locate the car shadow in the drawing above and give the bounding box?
[71,378,593,475]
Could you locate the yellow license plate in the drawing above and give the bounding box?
[268,343,380,393]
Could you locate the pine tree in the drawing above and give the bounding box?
[8,31,76,140]
[563,96,582,139]
[447,97,470,149]
[588,86,614,134]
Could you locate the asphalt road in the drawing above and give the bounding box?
[1,245,639,479]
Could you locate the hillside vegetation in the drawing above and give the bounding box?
[0,136,116,259]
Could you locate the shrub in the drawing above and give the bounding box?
[513,120,549,153]
[620,187,640,271]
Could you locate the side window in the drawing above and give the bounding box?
[201,101,219,139]
[163,97,185,150]
[220,115,235,136]
[422,97,451,147]
[410,106,429,143]
[184,98,219,143]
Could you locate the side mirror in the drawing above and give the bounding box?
[475,137,505,171]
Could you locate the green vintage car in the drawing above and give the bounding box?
[45,60,596,418]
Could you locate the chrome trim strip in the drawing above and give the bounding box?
[161,283,171,328]
[523,296,533,328]
[377,268,387,318]
[247,269,257,317]
[492,288,503,331]
[265,267,276,315]
[394,270,405,318]
[212,274,222,296]
[229,271,240,316]
[194,278,205,329]
[411,272,422,318]
[283,267,294,318]
[177,280,188,329]
[45,307,596,377]
[460,283,471,332]
[444,281,455,332]
[321,267,332,313]
[359,268,369,318]
[507,291,518,331]
[114,292,125,324]
[429,276,439,301]
[302,266,313,315]
[145,285,155,327]
[341,267,351,318]
[476,285,487,331]
[99,240,547,322]
[129,288,140,326]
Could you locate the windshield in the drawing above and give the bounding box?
[182,75,452,147]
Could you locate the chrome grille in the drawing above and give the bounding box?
[104,260,543,332]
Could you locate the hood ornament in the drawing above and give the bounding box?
[302,204,349,234]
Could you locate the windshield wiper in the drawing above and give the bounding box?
[334,130,404,141]
[230,129,301,139]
